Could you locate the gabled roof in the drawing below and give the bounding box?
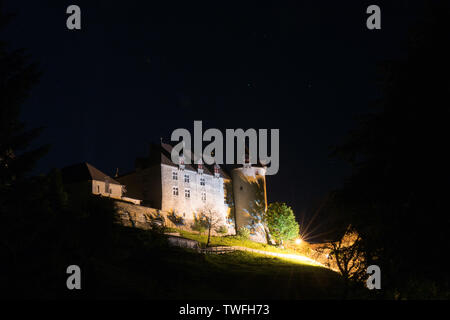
[160,143,198,172]
[160,142,230,179]
[61,162,121,185]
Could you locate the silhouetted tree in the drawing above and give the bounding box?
[0,8,48,190]
[314,225,366,298]
[330,2,450,299]
[0,6,51,298]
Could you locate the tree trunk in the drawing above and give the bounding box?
[207,225,211,247]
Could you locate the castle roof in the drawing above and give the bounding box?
[61,162,121,185]
[160,142,230,179]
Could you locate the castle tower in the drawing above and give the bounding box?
[231,159,268,243]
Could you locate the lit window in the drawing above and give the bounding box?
[179,156,185,170]
[200,177,205,186]
[173,186,178,196]
[172,171,178,180]
[214,165,220,177]
[184,174,190,183]
[185,189,190,198]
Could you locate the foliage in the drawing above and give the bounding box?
[0,10,49,189]
[148,211,166,234]
[167,210,184,226]
[191,214,208,234]
[197,205,223,246]
[264,202,299,244]
[315,226,367,297]
[216,225,228,234]
[245,178,266,225]
[177,229,295,254]
[328,3,450,298]
[224,182,235,224]
[236,226,250,239]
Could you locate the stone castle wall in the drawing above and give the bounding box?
[114,200,234,236]
[160,164,235,234]
[160,164,228,220]
[115,201,173,229]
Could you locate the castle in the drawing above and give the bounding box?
[62,141,269,243]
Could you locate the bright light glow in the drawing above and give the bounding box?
[295,238,302,245]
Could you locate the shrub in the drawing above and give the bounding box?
[150,219,166,234]
[149,212,166,233]
[216,225,228,234]
[191,215,208,234]
[236,226,250,239]
[167,211,184,226]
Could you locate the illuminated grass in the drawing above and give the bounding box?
[89,227,357,299]
[152,248,345,299]
[176,229,313,256]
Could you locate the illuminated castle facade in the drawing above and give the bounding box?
[116,142,269,243]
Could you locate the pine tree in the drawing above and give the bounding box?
[0,7,49,190]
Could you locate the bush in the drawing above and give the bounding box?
[150,219,166,234]
[150,212,166,233]
[216,225,228,234]
[167,211,184,226]
[236,227,250,239]
[191,215,208,234]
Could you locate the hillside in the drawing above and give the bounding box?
[91,230,349,299]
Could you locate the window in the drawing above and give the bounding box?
[97,185,100,193]
[179,156,185,170]
[172,186,179,196]
[184,174,190,183]
[185,189,190,198]
[200,177,205,186]
[172,171,178,180]
[201,192,206,202]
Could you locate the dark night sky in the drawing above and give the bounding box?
[2,1,425,233]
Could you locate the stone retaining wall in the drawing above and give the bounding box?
[114,201,234,236]
[114,201,175,229]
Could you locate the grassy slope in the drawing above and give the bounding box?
[89,227,347,299]
[176,229,312,256]
[157,249,344,299]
